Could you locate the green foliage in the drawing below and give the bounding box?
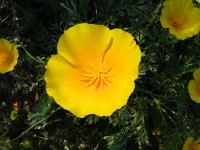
[1,0,200,149]
[10,110,19,121]
[27,91,54,126]
[104,128,128,150]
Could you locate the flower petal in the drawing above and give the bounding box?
[0,38,18,74]
[183,137,195,150]
[188,80,200,103]
[79,76,135,117]
[44,54,83,110]
[186,8,200,32]
[104,28,141,80]
[57,23,112,64]
[169,0,193,13]
[160,3,170,28]
[0,38,12,52]
[193,68,200,81]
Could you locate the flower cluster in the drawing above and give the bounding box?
[2,2,200,146]
[43,0,200,118]
[2,0,200,120]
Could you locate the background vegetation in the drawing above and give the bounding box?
[1,0,200,149]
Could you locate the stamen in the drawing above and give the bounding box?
[79,59,114,90]
[168,15,186,31]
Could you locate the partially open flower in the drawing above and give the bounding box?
[183,137,200,150]
[44,23,141,118]
[160,0,200,40]
[0,38,19,74]
[188,68,200,103]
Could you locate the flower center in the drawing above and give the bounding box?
[168,15,186,31]
[189,143,198,150]
[0,51,13,67]
[79,59,113,90]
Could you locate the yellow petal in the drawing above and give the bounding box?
[44,54,81,107]
[186,8,200,33]
[57,23,112,64]
[0,38,19,74]
[183,137,195,150]
[83,71,135,116]
[188,80,200,103]
[0,38,11,52]
[170,0,193,13]
[193,68,200,81]
[160,3,170,28]
[105,28,141,80]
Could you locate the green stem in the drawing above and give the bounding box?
[11,107,61,142]
[21,45,40,63]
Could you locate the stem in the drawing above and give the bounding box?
[21,45,40,63]
[11,107,61,142]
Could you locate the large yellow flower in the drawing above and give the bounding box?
[183,137,200,150]
[0,38,19,74]
[188,68,200,103]
[44,23,141,118]
[160,0,200,40]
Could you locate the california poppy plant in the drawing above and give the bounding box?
[183,137,200,150]
[44,23,141,118]
[188,68,200,103]
[160,0,200,40]
[0,38,19,74]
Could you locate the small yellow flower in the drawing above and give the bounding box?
[152,128,161,137]
[160,0,200,40]
[183,137,200,150]
[44,23,141,118]
[0,38,19,74]
[188,68,200,103]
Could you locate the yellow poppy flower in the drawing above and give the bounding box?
[160,0,200,40]
[44,23,141,118]
[183,137,200,150]
[188,68,200,103]
[0,38,19,74]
